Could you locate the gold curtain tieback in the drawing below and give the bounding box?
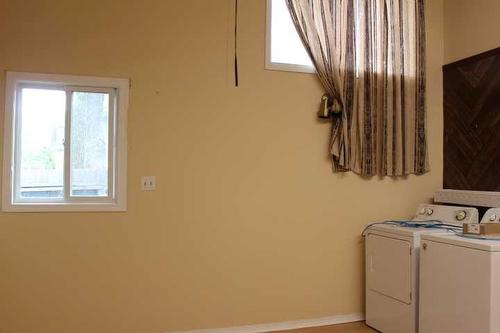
[318,94,342,118]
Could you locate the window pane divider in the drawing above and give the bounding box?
[13,86,23,202]
[108,89,116,201]
[63,88,72,201]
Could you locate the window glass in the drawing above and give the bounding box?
[269,0,313,68]
[19,88,66,199]
[70,91,110,197]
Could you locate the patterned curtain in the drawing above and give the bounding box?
[286,0,428,176]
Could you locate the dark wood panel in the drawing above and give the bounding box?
[443,47,500,191]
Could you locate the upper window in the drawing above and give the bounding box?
[2,72,128,212]
[266,0,315,73]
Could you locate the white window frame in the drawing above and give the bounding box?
[2,72,128,212]
[265,0,316,74]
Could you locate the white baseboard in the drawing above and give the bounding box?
[167,313,364,333]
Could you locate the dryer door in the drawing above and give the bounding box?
[366,234,412,304]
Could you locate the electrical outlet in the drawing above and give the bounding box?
[141,176,156,191]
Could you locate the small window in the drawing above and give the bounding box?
[2,72,128,212]
[265,0,315,73]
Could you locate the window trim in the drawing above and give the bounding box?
[265,0,316,74]
[2,72,128,212]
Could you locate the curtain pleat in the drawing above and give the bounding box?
[286,0,428,176]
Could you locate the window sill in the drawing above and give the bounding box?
[265,61,316,74]
[1,201,127,212]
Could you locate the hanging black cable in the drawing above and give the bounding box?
[234,0,239,87]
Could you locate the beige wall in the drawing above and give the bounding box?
[444,0,500,63]
[0,1,443,332]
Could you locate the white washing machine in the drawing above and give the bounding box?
[419,207,500,333]
[365,204,479,333]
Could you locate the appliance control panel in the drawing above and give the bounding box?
[414,204,479,225]
[480,208,500,223]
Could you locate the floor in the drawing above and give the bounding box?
[276,322,377,333]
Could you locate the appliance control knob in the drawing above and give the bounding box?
[490,214,498,222]
[456,210,467,221]
[426,208,434,216]
[419,207,427,215]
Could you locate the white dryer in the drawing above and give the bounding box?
[419,208,500,333]
[365,204,479,333]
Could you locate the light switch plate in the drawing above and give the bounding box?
[141,176,156,191]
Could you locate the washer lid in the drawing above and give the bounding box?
[422,233,500,252]
[367,224,454,237]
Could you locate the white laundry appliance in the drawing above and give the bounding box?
[365,204,479,333]
[419,207,500,333]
